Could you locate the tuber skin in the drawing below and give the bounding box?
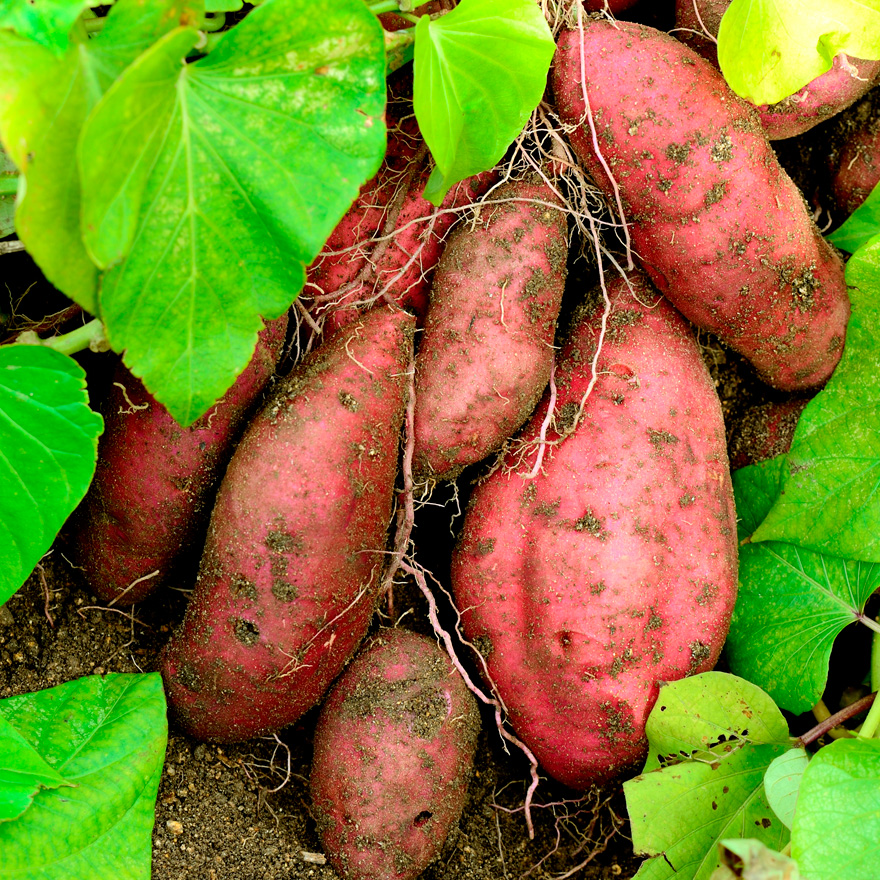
[552,20,850,392]
[310,628,480,880]
[161,306,414,742]
[728,398,810,470]
[412,177,568,480]
[829,98,880,216]
[71,315,287,606]
[451,271,738,788]
[674,0,880,140]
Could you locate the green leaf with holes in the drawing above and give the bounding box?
[0,673,167,879]
[80,0,386,425]
[626,673,792,880]
[413,0,554,204]
[0,345,103,606]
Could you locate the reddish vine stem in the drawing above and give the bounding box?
[399,558,540,839]
[381,351,417,616]
[798,692,876,747]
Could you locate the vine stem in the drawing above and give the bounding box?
[858,690,880,740]
[16,317,109,356]
[797,692,876,747]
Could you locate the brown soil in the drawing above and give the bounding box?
[2,551,641,880]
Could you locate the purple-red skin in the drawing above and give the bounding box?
[72,315,288,606]
[728,398,810,470]
[552,21,850,392]
[584,0,640,12]
[674,0,880,139]
[830,115,880,215]
[412,178,568,480]
[160,306,414,743]
[451,271,738,789]
[310,629,480,880]
[322,168,499,334]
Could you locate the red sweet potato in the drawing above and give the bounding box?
[675,0,880,139]
[161,306,414,742]
[451,271,738,788]
[728,398,809,470]
[71,315,287,606]
[552,20,850,391]
[830,99,880,215]
[310,628,480,880]
[412,178,568,480]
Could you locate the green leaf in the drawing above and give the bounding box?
[717,0,880,106]
[711,839,802,880]
[626,673,792,880]
[0,1,200,313]
[763,748,808,829]
[0,345,103,606]
[791,737,880,879]
[0,0,88,54]
[412,0,554,205]
[83,0,386,425]
[0,714,70,823]
[729,466,880,711]
[0,673,167,879]
[751,238,880,561]
[827,180,880,254]
[0,143,16,237]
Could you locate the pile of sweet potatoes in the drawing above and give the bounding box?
[67,8,860,878]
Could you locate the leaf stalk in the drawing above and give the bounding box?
[16,318,109,356]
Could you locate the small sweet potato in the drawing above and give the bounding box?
[72,315,287,606]
[675,0,880,140]
[451,271,738,788]
[829,98,880,215]
[412,178,568,480]
[161,306,414,742]
[728,398,809,470]
[552,20,850,391]
[310,628,480,880]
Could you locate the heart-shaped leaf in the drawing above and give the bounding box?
[0,345,103,606]
[0,673,167,880]
[0,0,89,55]
[413,0,554,204]
[81,0,386,425]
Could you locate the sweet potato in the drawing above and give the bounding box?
[552,20,850,391]
[728,398,809,470]
[829,97,880,215]
[160,306,414,742]
[451,271,738,788]
[675,0,880,140]
[310,628,480,880]
[71,315,287,606]
[412,178,568,480]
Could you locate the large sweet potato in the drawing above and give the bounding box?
[552,20,850,391]
[412,177,568,480]
[72,315,287,606]
[451,271,738,788]
[161,306,414,742]
[310,628,480,880]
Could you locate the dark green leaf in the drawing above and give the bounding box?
[791,737,880,879]
[717,0,880,105]
[827,180,880,254]
[0,1,200,313]
[763,748,808,829]
[0,345,103,606]
[627,673,791,880]
[412,0,554,205]
[0,0,88,54]
[732,459,786,539]
[752,237,880,560]
[0,714,70,823]
[83,0,386,425]
[0,673,167,879]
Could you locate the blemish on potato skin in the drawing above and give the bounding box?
[233,618,260,646]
